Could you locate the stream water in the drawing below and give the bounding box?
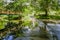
[2,21,60,40]
[47,23,60,40]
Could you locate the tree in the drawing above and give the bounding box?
[30,0,60,30]
[31,0,60,16]
[0,0,4,13]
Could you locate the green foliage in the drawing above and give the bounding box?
[0,0,4,12]
[0,15,8,30]
[0,0,60,30]
[4,0,29,13]
[31,0,60,16]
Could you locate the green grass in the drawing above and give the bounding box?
[35,15,60,20]
[0,21,7,30]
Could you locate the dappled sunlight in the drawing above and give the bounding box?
[0,0,60,40]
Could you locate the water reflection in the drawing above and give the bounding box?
[47,23,60,40]
[3,33,15,40]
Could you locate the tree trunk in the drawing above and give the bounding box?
[0,10,2,13]
[45,9,48,16]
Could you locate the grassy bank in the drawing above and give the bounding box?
[35,15,60,20]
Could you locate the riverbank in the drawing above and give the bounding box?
[35,15,60,20]
[41,19,60,24]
